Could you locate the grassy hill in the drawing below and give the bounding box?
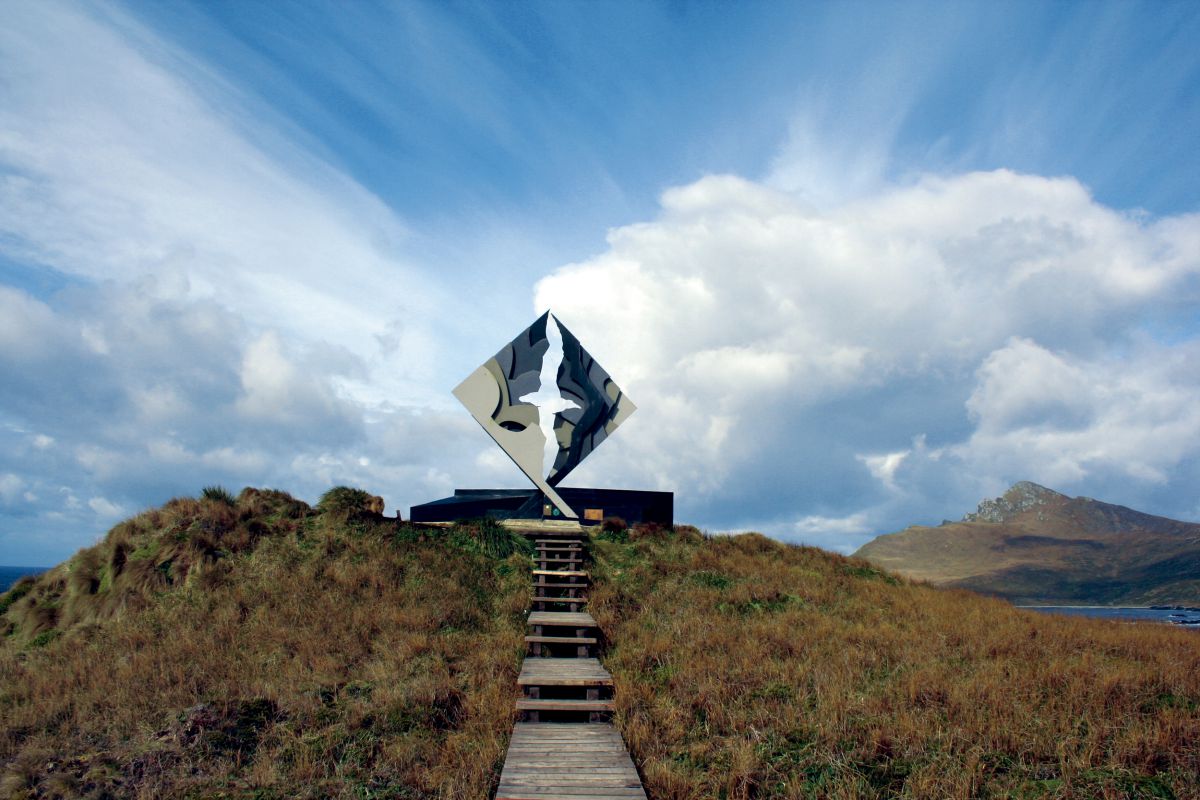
[3,493,1199,799]
[853,482,1200,605]
[589,527,1200,799]
[0,487,531,799]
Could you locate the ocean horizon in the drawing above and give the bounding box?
[1019,605,1200,627]
[1,565,48,593]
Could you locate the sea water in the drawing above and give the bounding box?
[1019,605,1200,628]
[0,566,47,593]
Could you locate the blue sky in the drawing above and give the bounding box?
[2,0,1199,565]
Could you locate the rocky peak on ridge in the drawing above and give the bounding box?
[962,481,1067,524]
[855,481,1200,605]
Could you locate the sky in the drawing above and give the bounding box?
[2,0,1200,565]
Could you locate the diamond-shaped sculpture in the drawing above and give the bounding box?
[453,311,635,519]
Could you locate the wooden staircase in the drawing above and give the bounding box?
[496,527,646,800]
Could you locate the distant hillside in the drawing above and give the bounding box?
[854,481,1200,605]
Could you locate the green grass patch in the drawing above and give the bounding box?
[28,629,61,648]
[688,570,734,589]
[839,562,901,585]
[718,592,805,615]
[0,579,34,614]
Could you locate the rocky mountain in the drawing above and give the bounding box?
[960,480,1065,523]
[853,482,1200,605]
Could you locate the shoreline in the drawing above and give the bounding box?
[1015,604,1150,609]
[1015,604,1200,610]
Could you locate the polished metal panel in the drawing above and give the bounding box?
[453,311,635,519]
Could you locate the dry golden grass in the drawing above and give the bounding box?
[0,489,531,799]
[590,528,1200,800]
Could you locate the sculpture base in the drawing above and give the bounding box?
[410,488,673,527]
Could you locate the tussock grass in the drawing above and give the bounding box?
[591,529,1200,799]
[318,486,385,518]
[0,488,531,798]
[200,485,236,506]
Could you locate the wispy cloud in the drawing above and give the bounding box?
[0,2,508,563]
[1,0,1198,564]
[0,2,451,403]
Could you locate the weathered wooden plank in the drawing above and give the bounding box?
[497,723,646,800]
[503,768,635,772]
[498,788,645,797]
[516,699,613,712]
[513,733,623,739]
[502,762,634,770]
[528,611,597,627]
[502,786,641,793]
[518,658,612,687]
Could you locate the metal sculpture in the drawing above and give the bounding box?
[453,311,635,519]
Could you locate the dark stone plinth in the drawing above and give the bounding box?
[410,488,673,526]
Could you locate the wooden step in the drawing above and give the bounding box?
[519,658,612,687]
[533,569,587,577]
[533,595,587,604]
[529,610,596,627]
[509,521,586,537]
[524,635,598,645]
[533,581,588,589]
[538,556,582,562]
[496,723,646,800]
[533,603,586,614]
[516,698,614,712]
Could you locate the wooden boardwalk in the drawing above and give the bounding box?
[495,525,646,800]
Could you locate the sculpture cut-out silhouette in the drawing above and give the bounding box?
[453,311,636,519]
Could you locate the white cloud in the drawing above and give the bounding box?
[0,474,25,505]
[87,496,123,519]
[956,337,1200,486]
[0,1,449,408]
[2,1,1198,565]
[0,274,477,563]
[236,331,354,427]
[789,512,873,554]
[0,2,509,563]
[537,169,1200,547]
[857,450,910,492]
[768,106,894,209]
